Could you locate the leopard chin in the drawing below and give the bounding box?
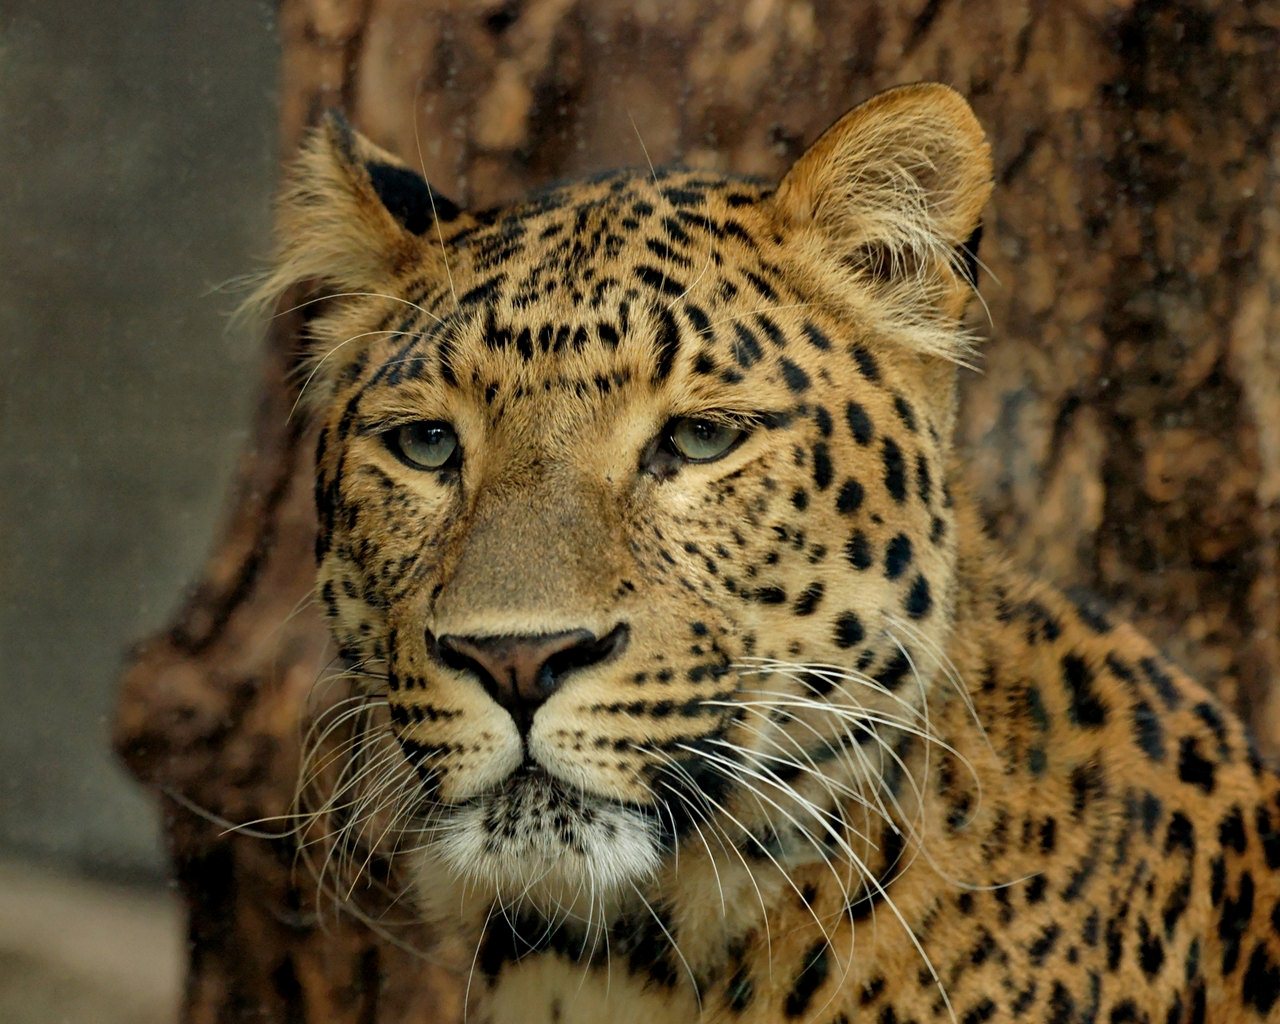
[413,766,663,921]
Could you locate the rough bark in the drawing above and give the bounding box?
[115,0,1280,1020]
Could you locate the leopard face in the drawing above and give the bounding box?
[263,85,991,924]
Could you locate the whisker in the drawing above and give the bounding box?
[290,329,420,422]
[272,290,443,324]
[410,80,460,313]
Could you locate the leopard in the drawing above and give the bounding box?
[252,83,1280,1022]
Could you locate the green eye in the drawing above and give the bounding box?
[387,421,459,470]
[666,417,745,463]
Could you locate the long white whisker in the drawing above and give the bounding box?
[410,92,460,313]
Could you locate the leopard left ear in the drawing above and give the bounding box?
[772,83,992,321]
[245,112,470,323]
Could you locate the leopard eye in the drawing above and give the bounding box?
[386,421,459,470]
[666,417,745,463]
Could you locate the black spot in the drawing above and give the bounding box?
[459,274,507,307]
[783,941,830,1018]
[1178,736,1216,793]
[1220,871,1255,975]
[892,394,918,431]
[845,530,872,570]
[884,534,913,580]
[836,479,864,514]
[645,237,689,266]
[1257,806,1280,868]
[875,650,911,691]
[1211,856,1228,906]
[597,322,620,348]
[636,264,685,296]
[1139,656,1183,710]
[1138,919,1165,977]
[905,575,932,619]
[834,612,864,649]
[756,314,787,348]
[1162,871,1192,937]
[812,443,833,490]
[732,324,763,368]
[661,186,704,207]
[882,437,907,502]
[653,306,682,382]
[1243,944,1280,1015]
[845,401,874,445]
[1028,923,1061,965]
[726,960,753,1012]
[802,322,832,350]
[1021,600,1062,644]
[850,344,881,381]
[1108,1000,1142,1023]
[270,956,304,1022]
[1132,698,1166,761]
[1164,812,1194,854]
[793,583,824,616]
[1062,653,1107,727]
[744,270,778,302]
[1039,817,1058,853]
[1218,807,1247,853]
[961,998,997,1023]
[685,303,711,336]
[780,358,810,393]
[1069,761,1105,819]
[916,453,932,504]
[1193,700,1230,756]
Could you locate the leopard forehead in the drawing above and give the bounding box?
[323,165,949,462]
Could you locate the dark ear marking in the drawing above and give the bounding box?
[366,161,461,235]
[957,222,983,289]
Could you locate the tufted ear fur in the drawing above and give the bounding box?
[246,112,468,327]
[771,83,992,357]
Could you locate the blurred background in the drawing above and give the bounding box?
[0,2,279,1020]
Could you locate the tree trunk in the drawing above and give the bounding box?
[115,0,1280,1019]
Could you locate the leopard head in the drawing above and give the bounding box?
[258,84,992,926]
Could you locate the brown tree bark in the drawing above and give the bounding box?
[115,1,1280,1020]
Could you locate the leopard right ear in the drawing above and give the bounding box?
[248,112,469,318]
[771,83,992,346]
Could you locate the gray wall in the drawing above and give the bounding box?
[0,3,280,877]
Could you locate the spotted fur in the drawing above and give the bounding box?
[255,85,1280,1022]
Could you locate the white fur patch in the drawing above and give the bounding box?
[413,770,662,922]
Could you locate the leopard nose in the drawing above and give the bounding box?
[433,625,629,735]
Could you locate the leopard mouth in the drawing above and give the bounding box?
[475,762,599,844]
[423,763,663,911]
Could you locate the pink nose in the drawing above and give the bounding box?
[434,625,628,734]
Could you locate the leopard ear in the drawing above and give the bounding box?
[248,112,468,319]
[772,83,992,325]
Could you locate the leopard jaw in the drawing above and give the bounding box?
[409,769,662,924]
